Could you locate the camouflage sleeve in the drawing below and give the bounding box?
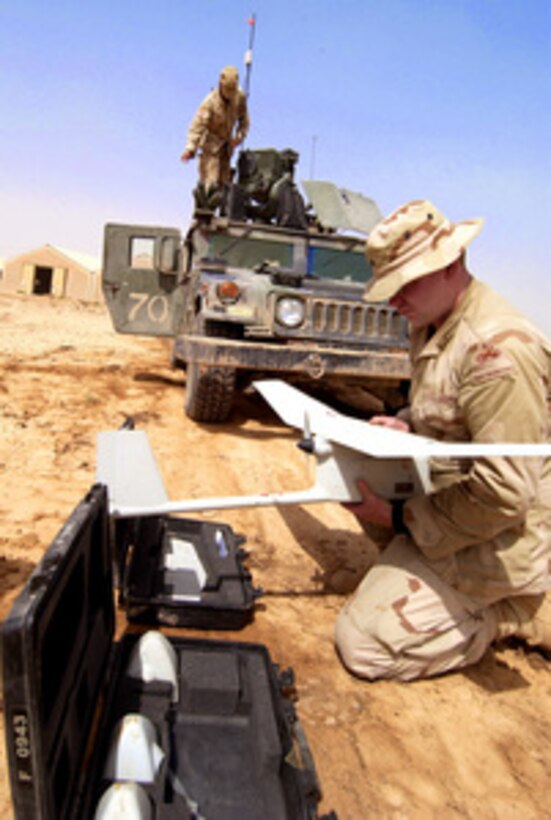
[184,93,214,153]
[396,406,412,427]
[234,93,250,144]
[404,333,549,560]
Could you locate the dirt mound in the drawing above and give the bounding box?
[1,294,550,818]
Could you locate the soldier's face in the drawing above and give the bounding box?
[219,71,238,100]
[390,266,457,328]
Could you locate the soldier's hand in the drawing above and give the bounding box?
[342,479,392,528]
[180,149,195,162]
[369,415,410,433]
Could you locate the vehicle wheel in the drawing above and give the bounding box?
[184,361,236,422]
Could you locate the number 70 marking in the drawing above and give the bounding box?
[128,292,169,324]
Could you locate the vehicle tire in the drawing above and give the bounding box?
[184,361,236,422]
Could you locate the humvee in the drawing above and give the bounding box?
[102,148,410,422]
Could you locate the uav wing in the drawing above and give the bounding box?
[254,380,551,459]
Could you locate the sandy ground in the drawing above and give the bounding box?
[1,293,551,819]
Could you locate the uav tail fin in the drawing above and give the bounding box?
[96,430,169,512]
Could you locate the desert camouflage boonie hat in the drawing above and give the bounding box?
[364,199,484,302]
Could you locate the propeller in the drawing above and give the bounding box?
[297,409,316,482]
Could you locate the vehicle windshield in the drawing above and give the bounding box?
[208,233,293,270]
[204,231,372,284]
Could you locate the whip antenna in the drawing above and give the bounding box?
[244,13,256,100]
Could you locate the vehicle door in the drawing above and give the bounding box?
[102,223,185,336]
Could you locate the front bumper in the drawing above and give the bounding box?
[174,335,411,381]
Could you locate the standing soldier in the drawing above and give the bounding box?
[181,65,250,209]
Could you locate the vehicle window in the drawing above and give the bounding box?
[208,234,293,269]
[308,246,372,282]
[130,237,154,269]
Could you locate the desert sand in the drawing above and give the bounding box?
[1,293,550,819]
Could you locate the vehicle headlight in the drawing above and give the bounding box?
[275,297,305,328]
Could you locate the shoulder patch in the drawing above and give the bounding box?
[465,341,515,384]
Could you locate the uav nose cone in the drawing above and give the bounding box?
[104,714,164,784]
[94,782,152,820]
[297,437,315,454]
[127,630,179,702]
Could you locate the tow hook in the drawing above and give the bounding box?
[306,353,325,379]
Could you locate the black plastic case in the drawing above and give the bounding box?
[2,485,328,819]
[113,512,260,628]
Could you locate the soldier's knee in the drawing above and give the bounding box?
[334,607,395,681]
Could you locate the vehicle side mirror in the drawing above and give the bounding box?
[156,237,179,275]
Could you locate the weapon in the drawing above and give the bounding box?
[96,379,551,520]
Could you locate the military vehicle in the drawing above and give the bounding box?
[102,148,410,422]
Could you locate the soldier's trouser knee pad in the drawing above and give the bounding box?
[334,536,498,681]
[335,606,393,681]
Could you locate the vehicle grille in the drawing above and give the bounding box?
[281,298,409,347]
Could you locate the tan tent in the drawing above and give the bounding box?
[1,244,101,302]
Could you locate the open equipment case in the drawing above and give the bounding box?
[2,484,333,819]
[112,508,260,629]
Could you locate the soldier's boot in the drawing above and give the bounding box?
[205,182,223,211]
[493,593,551,654]
[192,182,208,211]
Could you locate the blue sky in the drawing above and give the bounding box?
[1,1,550,330]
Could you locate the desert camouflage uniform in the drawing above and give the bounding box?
[336,279,551,680]
[184,87,249,188]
